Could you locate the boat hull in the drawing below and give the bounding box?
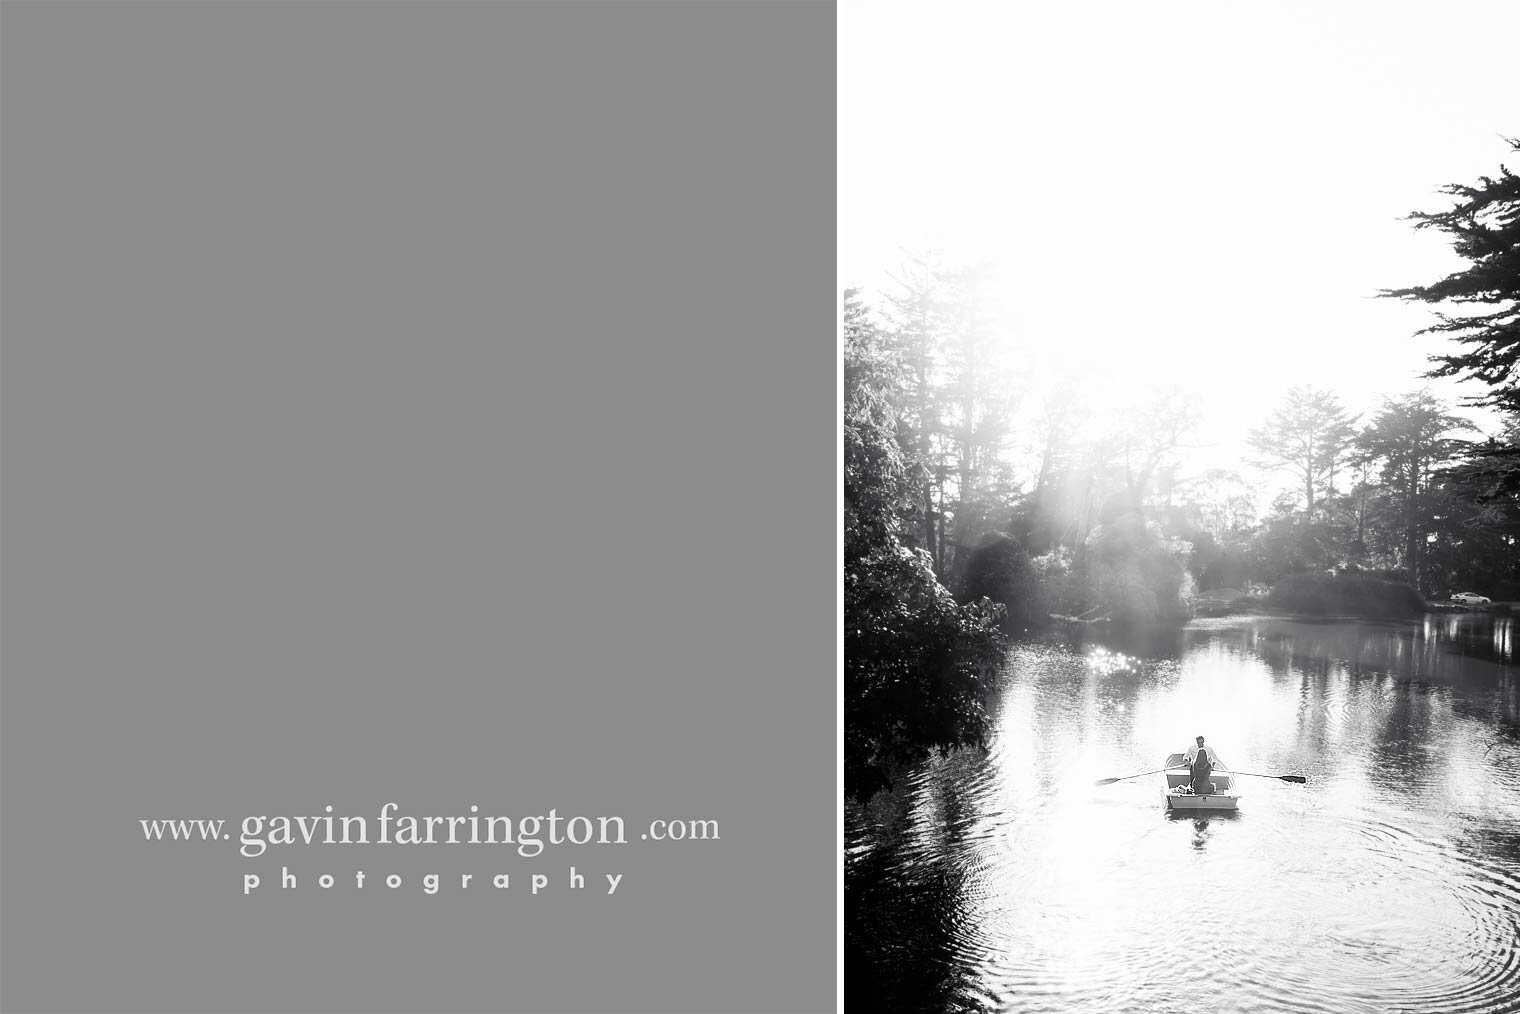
[1164,791,1239,811]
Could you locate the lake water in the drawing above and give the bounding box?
[846,613,1520,1013]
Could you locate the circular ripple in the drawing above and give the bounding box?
[1231,811,1520,1014]
[949,805,1520,1014]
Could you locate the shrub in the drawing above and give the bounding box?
[845,544,1005,800]
[959,532,1046,631]
[1084,512,1189,623]
[1265,571,1426,619]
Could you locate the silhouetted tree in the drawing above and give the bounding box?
[1354,391,1476,588]
[845,289,1006,801]
[1248,386,1359,521]
[880,267,949,573]
[1107,390,1201,516]
[884,260,1021,584]
[1383,137,1520,413]
[1429,412,1520,594]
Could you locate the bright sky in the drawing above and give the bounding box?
[841,2,1518,490]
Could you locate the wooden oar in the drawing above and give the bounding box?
[1231,770,1308,783]
[1095,767,1187,786]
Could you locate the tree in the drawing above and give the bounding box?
[1440,413,1520,532]
[880,267,950,574]
[1248,386,1359,521]
[1013,387,1085,553]
[1168,469,1258,590]
[1105,390,1201,517]
[844,290,911,547]
[936,267,1021,585]
[1429,412,1520,594]
[959,532,1045,631]
[1383,138,1520,413]
[1383,142,1520,594]
[1174,468,1258,539]
[1326,460,1380,566]
[1080,512,1189,623]
[881,258,1021,583]
[1354,391,1476,588]
[1251,497,1342,579]
[844,289,1006,801]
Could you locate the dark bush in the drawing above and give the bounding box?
[845,544,1005,800]
[1084,512,1189,623]
[1265,572,1426,619]
[959,533,1046,631]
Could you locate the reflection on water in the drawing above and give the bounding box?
[846,613,1520,1014]
[1172,810,1236,851]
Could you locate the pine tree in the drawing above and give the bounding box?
[1248,387,1359,521]
[1383,138,1520,412]
[1354,391,1476,587]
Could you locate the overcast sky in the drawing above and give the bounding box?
[841,1,1519,482]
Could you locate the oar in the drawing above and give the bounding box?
[1095,767,1187,786]
[1231,770,1308,784]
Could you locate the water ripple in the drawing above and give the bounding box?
[849,618,1520,1013]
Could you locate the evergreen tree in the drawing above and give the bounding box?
[881,268,950,574]
[1248,386,1359,521]
[1383,138,1520,412]
[1430,412,1520,595]
[881,259,1020,582]
[1354,391,1476,587]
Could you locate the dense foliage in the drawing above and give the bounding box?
[1381,139,1520,593]
[1082,512,1190,623]
[1265,572,1427,620]
[845,291,1006,802]
[959,533,1045,631]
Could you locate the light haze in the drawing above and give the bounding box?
[841,1,1518,490]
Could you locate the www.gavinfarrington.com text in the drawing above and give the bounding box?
[140,804,720,858]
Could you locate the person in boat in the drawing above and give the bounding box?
[1184,735,1216,794]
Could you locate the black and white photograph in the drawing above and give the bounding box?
[843,3,1520,1011]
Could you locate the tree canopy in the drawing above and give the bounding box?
[844,290,1006,801]
[1248,386,1358,520]
[1384,137,1520,412]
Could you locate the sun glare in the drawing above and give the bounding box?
[843,2,1508,495]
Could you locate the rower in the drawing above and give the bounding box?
[1184,735,1216,794]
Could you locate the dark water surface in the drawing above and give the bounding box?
[846,613,1520,1013]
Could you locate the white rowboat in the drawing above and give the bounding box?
[1163,751,1240,812]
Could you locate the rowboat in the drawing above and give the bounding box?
[1162,751,1240,811]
